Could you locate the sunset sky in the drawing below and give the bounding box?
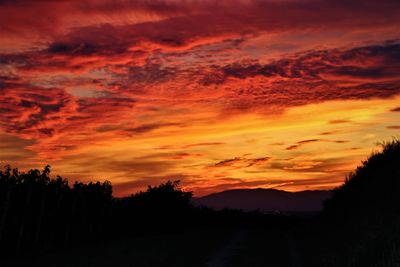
[1,0,399,196]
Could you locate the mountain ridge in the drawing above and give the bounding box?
[193,188,332,212]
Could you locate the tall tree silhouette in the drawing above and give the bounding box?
[304,139,400,266]
[0,166,201,258]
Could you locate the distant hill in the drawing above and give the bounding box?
[193,188,332,212]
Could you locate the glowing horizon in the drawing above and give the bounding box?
[1,0,400,196]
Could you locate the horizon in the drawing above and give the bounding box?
[0,163,334,198]
[1,0,400,197]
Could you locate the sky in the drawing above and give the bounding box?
[1,0,400,196]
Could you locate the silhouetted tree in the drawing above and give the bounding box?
[0,162,289,263]
[0,166,208,258]
[304,139,400,266]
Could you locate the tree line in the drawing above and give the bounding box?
[301,139,400,266]
[0,165,274,258]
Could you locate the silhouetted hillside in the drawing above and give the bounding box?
[305,139,400,266]
[323,139,400,218]
[194,188,331,212]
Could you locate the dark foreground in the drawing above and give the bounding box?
[2,140,400,266]
[4,220,400,267]
[3,226,303,267]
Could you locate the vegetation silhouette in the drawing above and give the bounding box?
[0,166,280,263]
[301,138,400,266]
[0,165,114,255]
[1,139,400,266]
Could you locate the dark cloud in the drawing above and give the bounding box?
[285,139,348,151]
[3,0,400,53]
[387,126,400,129]
[286,139,321,151]
[333,140,349,144]
[0,85,76,137]
[328,66,398,79]
[319,131,335,135]
[286,145,300,151]
[329,120,352,124]
[45,38,106,58]
[212,156,270,168]
[246,157,271,167]
[0,79,138,158]
[196,43,400,114]
[298,139,320,145]
[128,63,175,84]
[124,122,181,135]
[203,43,400,84]
[214,157,242,167]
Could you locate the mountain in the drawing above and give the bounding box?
[193,188,332,212]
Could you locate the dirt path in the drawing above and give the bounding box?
[286,232,303,267]
[207,229,246,267]
[208,228,303,267]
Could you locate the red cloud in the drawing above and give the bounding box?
[2,41,400,159]
[2,0,400,53]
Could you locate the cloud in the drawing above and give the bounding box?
[212,156,271,169]
[124,122,182,135]
[214,157,243,168]
[329,120,352,124]
[181,142,226,149]
[2,41,400,160]
[2,0,400,53]
[285,139,349,151]
[0,132,36,163]
[387,125,400,129]
[0,85,77,138]
[286,139,321,151]
[319,131,336,135]
[333,140,349,144]
[268,156,351,174]
[193,42,400,114]
[160,152,204,161]
[0,79,137,158]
